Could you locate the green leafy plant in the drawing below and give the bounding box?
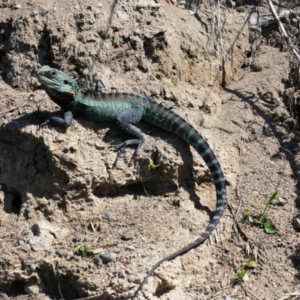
[245,189,279,234]
[237,254,257,281]
[148,157,160,170]
[269,110,278,117]
[74,245,91,256]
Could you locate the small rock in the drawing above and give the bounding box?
[15,4,21,9]
[40,8,49,15]
[20,244,31,252]
[101,253,116,264]
[272,197,287,206]
[125,245,135,251]
[221,278,228,288]
[56,249,68,257]
[204,285,211,295]
[293,218,300,229]
[121,234,133,241]
[97,2,103,7]
[251,60,263,72]
[102,213,111,220]
[91,248,104,255]
[243,273,249,281]
[117,271,125,279]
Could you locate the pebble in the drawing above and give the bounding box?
[101,253,116,264]
[91,248,103,254]
[121,234,133,241]
[117,271,125,279]
[102,213,111,220]
[56,249,68,257]
[204,285,211,294]
[221,278,227,288]
[125,245,135,251]
[97,2,103,8]
[40,8,49,16]
[20,244,31,252]
[293,218,300,229]
[277,197,287,205]
[272,197,287,206]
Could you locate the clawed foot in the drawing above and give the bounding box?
[111,139,143,167]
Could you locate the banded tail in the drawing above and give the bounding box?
[132,102,226,299]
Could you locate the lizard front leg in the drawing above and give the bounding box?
[40,111,73,128]
[113,108,144,166]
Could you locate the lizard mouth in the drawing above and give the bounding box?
[37,65,76,102]
[37,65,56,86]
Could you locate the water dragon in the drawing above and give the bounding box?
[37,65,226,299]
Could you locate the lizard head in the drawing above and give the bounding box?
[37,66,78,108]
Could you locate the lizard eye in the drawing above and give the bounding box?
[50,70,56,76]
[63,80,69,85]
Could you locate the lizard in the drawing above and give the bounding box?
[36,65,226,299]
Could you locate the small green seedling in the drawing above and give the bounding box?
[237,254,257,282]
[245,189,279,234]
[269,110,278,117]
[74,245,91,256]
[148,157,160,170]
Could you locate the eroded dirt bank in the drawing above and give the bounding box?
[0,0,300,299]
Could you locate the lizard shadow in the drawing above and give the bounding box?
[118,121,214,217]
[3,110,67,129]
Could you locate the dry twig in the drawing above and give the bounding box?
[267,0,300,61]
[278,290,300,300]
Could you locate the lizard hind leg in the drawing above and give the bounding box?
[112,108,144,167]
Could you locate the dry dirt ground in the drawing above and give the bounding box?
[0,0,300,299]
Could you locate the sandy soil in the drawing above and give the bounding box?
[0,0,300,299]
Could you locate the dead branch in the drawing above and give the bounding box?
[267,0,300,62]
